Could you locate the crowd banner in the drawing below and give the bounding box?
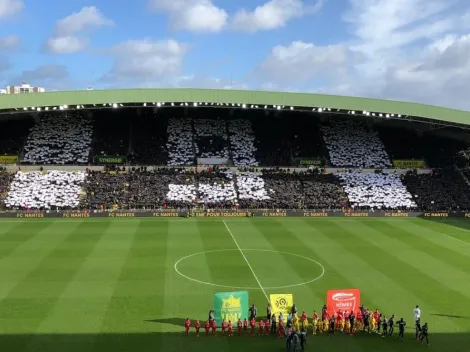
[392,159,425,168]
[2,210,470,218]
[93,156,127,164]
[293,157,323,167]
[197,158,229,165]
[270,294,293,322]
[326,289,361,316]
[0,155,18,164]
[213,291,248,325]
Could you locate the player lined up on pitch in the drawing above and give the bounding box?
[183,303,429,347]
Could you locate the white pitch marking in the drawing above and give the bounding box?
[223,220,269,301]
[174,248,325,290]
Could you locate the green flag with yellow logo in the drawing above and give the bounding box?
[213,291,249,325]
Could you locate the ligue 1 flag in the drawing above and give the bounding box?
[269,294,294,322]
[326,289,361,316]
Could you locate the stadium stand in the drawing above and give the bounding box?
[22,114,93,164]
[377,126,426,160]
[128,112,168,165]
[193,119,230,159]
[167,118,194,166]
[0,169,14,210]
[322,120,391,168]
[236,170,347,210]
[198,169,237,208]
[83,168,197,209]
[228,119,258,166]
[4,171,85,209]
[252,115,292,166]
[339,172,416,210]
[92,111,130,159]
[0,119,33,156]
[402,171,457,211]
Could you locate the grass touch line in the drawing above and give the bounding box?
[222,220,269,301]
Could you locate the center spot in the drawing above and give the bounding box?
[174,249,325,290]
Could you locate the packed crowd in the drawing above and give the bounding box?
[0,169,14,210]
[4,171,85,210]
[339,172,416,210]
[22,114,93,164]
[402,169,470,211]
[321,120,392,168]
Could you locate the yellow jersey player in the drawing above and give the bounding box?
[293,315,300,332]
[302,318,308,333]
[345,318,351,333]
[312,311,319,335]
[323,318,329,333]
[340,315,345,332]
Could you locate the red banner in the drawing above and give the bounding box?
[326,289,361,316]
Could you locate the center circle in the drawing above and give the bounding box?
[174,249,325,290]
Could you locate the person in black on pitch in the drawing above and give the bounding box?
[267,303,272,321]
[249,304,257,320]
[363,312,370,333]
[349,311,355,334]
[382,316,388,337]
[415,317,422,340]
[329,316,335,334]
[397,318,406,341]
[388,314,395,336]
[419,323,429,346]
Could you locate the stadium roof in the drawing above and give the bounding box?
[0,88,469,127]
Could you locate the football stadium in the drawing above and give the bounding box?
[0,88,469,352]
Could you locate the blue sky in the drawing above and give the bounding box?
[1,0,470,110]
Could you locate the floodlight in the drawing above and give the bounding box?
[23,107,27,111]
[290,106,294,110]
[63,105,68,109]
[397,114,401,117]
[242,104,246,108]
[193,102,197,107]
[112,103,118,108]
[171,103,174,106]
[277,106,281,110]
[45,107,49,111]
[318,108,322,112]
[264,105,268,109]
[386,114,390,118]
[143,103,147,106]
[157,102,162,107]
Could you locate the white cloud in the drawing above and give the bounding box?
[44,36,87,54]
[104,38,189,83]
[258,41,352,84]
[0,0,23,18]
[150,0,227,32]
[0,35,19,49]
[232,0,322,32]
[44,6,113,54]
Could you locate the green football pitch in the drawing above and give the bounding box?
[0,217,469,352]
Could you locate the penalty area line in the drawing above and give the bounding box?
[222,220,269,301]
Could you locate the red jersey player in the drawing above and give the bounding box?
[243,318,248,336]
[278,320,284,338]
[356,310,363,328]
[265,319,271,336]
[301,311,307,322]
[237,319,243,335]
[373,309,380,322]
[258,320,265,335]
[228,321,233,336]
[195,320,201,337]
[336,311,342,331]
[250,318,256,336]
[211,320,217,335]
[184,318,191,336]
[221,320,227,334]
[205,320,210,336]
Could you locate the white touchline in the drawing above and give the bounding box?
[222,220,269,301]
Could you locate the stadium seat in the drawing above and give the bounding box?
[167,118,195,166]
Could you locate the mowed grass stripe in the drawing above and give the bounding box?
[0,221,106,340]
[333,221,468,333]
[196,221,262,292]
[376,220,470,275]
[416,219,470,244]
[393,220,470,256]
[0,221,53,258]
[26,221,139,352]
[169,221,232,351]
[94,221,170,352]
[356,221,470,300]
[244,220,326,304]
[0,221,81,302]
